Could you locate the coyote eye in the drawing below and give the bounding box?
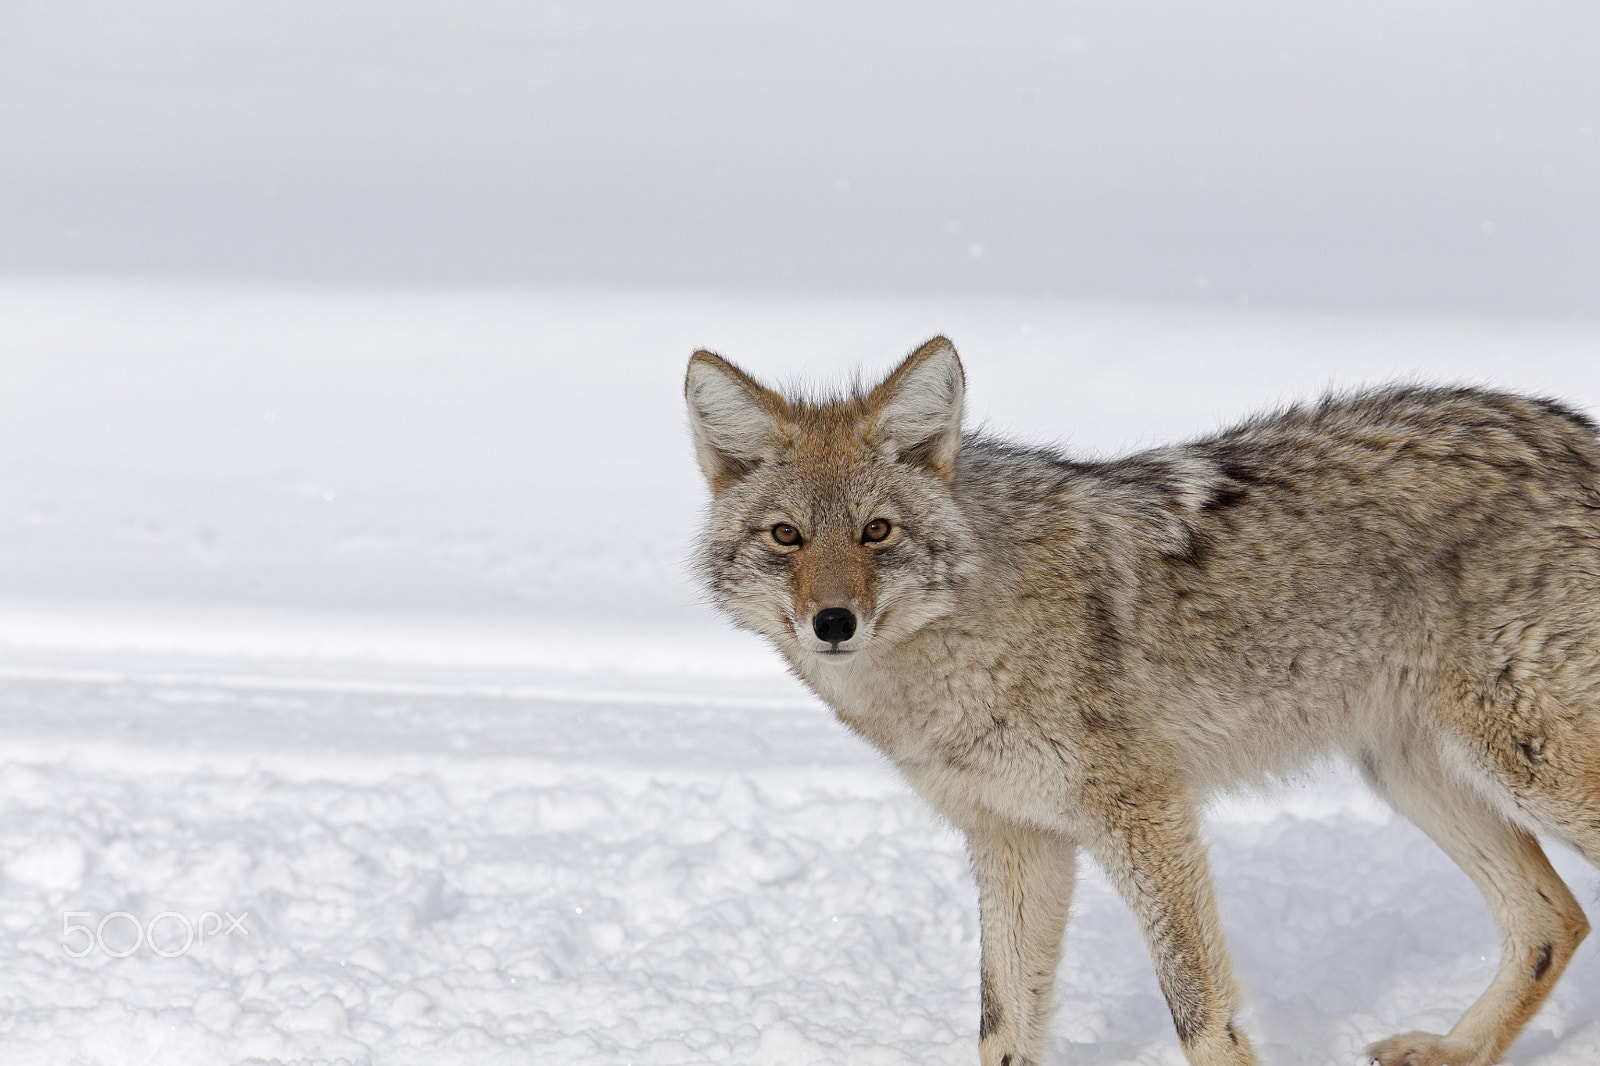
[771,523,802,546]
[862,518,891,543]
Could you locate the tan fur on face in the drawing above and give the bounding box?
[788,529,880,621]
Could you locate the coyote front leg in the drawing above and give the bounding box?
[966,816,1078,1066]
[1089,788,1256,1066]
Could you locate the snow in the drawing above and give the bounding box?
[3,279,1600,1064]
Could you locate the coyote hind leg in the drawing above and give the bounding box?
[1358,739,1590,1066]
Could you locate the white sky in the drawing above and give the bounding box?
[3,1,1597,315]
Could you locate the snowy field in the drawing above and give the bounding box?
[4,279,1600,1065]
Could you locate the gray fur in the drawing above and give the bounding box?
[686,341,1600,1066]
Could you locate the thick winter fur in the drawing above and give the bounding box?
[684,338,1600,1066]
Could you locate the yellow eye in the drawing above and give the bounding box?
[771,523,802,546]
[863,518,891,543]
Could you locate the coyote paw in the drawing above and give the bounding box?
[978,1047,1035,1066]
[979,1033,1037,1066]
[1366,1031,1476,1066]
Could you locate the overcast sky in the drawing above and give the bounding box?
[3,1,1597,316]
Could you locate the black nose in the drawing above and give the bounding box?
[812,607,857,644]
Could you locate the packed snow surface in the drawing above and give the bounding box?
[3,280,1600,1064]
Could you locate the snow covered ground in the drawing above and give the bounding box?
[4,279,1600,1064]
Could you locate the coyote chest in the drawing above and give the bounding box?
[797,633,1100,834]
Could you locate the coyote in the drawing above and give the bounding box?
[684,337,1600,1066]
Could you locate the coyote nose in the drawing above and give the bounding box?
[812,607,857,644]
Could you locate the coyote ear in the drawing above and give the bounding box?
[685,350,787,492]
[867,336,965,479]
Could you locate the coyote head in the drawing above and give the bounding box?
[685,337,976,664]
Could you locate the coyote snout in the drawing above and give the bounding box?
[811,607,856,646]
[686,336,1600,1066]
